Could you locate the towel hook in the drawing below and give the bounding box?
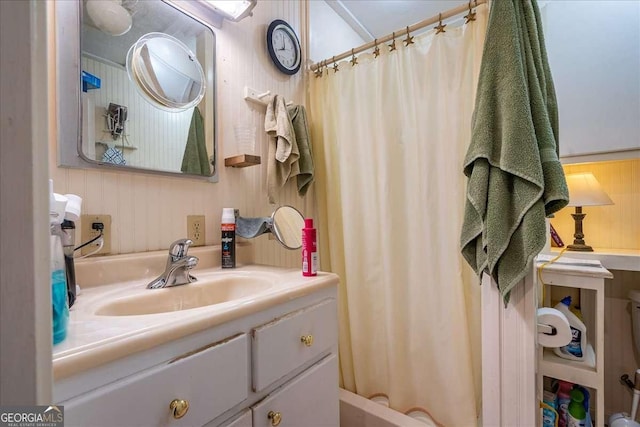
[388,32,397,52]
[373,38,380,58]
[350,49,358,67]
[403,26,415,47]
[464,1,477,24]
[332,56,339,73]
[435,13,447,34]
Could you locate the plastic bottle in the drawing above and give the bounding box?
[574,386,592,427]
[553,296,587,362]
[555,380,573,427]
[302,218,317,276]
[49,180,69,345]
[542,390,559,427]
[221,208,236,268]
[567,389,587,427]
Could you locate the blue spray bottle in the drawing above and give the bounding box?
[50,180,69,345]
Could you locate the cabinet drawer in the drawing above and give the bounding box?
[63,334,248,427]
[252,354,339,427]
[251,299,337,391]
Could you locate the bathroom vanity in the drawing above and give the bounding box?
[53,246,339,427]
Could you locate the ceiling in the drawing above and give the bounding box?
[83,0,209,66]
[329,0,469,41]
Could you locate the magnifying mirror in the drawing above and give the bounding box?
[236,206,305,250]
[272,206,305,249]
[126,32,206,111]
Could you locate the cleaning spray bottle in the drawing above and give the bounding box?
[49,180,69,345]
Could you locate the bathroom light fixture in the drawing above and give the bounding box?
[202,0,257,21]
[86,0,132,36]
[565,172,614,252]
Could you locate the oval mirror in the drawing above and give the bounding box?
[271,206,305,249]
[127,33,205,111]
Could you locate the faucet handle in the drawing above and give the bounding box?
[169,238,193,259]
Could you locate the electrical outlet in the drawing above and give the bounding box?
[80,214,111,256]
[187,215,206,246]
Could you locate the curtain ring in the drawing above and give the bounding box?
[373,38,380,58]
[332,56,339,73]
[388,32,397,52]
[435,13,447,34]
[464,1,477,24]
[350,48,358,66]
[314,62,322,78]
[403,26,414,47]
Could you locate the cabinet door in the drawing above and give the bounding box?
[252,354,338,427]
[63,334,249,427]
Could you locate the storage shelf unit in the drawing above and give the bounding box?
[550,247,640,272]
[536,256,612,427]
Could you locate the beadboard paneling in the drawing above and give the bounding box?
[51,1,312,268]
[551,159,640,250]
[82,57,193,171]
[604,270,640,418]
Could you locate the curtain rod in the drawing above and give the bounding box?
[309,0,488,71]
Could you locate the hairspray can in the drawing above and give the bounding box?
[302,218,317,276]
[221,208,236,268]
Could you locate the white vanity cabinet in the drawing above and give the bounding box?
[57,285,339,427]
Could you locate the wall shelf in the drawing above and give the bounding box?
[224,154,261,168]
[95,141,137,151]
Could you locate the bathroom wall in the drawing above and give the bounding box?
[49,1,314,268]
[551,159,640,250]
[308,0,366,63]
[604,270,639,417]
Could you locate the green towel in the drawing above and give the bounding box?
[288,105,315,197]
[460,0,569,303]
[181,107,210,176]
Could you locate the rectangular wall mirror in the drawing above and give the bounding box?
[56,0,218,181]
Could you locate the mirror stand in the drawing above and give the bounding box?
[235,206,305,250]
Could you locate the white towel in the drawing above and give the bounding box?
[264,95,299,203]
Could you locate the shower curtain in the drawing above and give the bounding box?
[309,6,488,426]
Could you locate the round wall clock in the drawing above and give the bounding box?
[266,19,301,75]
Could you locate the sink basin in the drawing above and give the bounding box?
[94,276,274,316]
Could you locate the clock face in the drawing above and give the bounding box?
[267,20,301,75]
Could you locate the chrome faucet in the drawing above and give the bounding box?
[147,239,199,289]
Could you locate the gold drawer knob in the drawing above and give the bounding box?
[169,399,189,419]
[300,335,314,347]
[268,410,282,426]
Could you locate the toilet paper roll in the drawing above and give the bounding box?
[537,307,572,348]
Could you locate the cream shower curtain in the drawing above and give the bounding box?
[309,6,488,426]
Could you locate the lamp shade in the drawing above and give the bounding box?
[565,172,614,207]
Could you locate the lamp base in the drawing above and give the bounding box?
[567,243,594,252]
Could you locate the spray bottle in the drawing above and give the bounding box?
[221,208,236,268]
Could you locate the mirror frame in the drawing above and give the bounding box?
[55,0,219,182]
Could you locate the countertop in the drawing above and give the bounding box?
[53,247,339,380]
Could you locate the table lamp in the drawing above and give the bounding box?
[565,172,614,252]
